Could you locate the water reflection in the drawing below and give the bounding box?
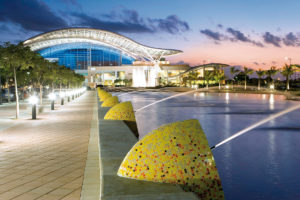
[127,92,299,200]
[269,94,275,110]
[225,92,230,104]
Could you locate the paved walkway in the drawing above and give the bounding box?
[0,91,96,200]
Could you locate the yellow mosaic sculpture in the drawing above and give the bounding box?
[117,119,224,200]
[104,101,136,122]
[97,88,106,98]
[97,89,112,101]
[101,96,119,107]
[100,92,112,101]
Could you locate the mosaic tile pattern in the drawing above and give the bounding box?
[97,88,107,100]
[100,92,112,102]
[104,101,136,122]
[117,119,224,200]
[101,96,119,107]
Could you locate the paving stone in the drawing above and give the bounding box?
[0,92,95,200]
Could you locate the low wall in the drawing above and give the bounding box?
[98,101,198,199]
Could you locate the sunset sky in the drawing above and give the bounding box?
[0,0,299,69]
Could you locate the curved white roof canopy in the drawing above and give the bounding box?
[24,28,182,61]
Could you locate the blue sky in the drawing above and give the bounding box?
[0,0,299,68]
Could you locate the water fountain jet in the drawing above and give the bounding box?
[210,104,300,150]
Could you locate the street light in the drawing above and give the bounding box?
[48,93,56,110]
[66,91,71,102]
[59,92,65,105]
[72,90,75,100]
[284,56,292,65]
[28,95,38,119]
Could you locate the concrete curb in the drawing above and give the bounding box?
[81,93,101,200]
[97,97,198,200]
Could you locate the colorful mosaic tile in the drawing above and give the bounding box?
[101,96,119,107]
[104,101,136,122]
[100,92,112,101]
[97,89,112,101]
[117,119,224,200]
[97,88,106,99]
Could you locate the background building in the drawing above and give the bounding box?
[24,28,187,87]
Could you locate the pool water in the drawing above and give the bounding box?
[119,92,300,200]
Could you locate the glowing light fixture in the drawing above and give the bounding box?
[48,93,56,100]
[28,96,38,119]
[48,93,56,110]
[28,96,38,105]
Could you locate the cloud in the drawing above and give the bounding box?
[61,0,82,9]
[283,32,299,46]
[253,62,259,65]
[227,28,250,42]
[217,24,223,28]
[227,27,264,47]
[200,27,263,47]
[200,29,223,40]
[71,12,153,33]
[72,10,190,34]
[0,24,9,32]
[149,15,190,34]
[172,60,189,65]
[263,32,281,47]
[0,1,189,36]
[0,0,68,32]
[200,25,300,48]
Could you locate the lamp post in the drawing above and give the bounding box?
[29,95,38,119]
[67,91,70,102]
[59,92,65,105]
[285,56,295,79]
[48,93,56,110]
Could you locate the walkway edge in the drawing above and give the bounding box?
[80,93,100,200]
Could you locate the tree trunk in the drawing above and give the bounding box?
[286,76,289,90]
[39,83,43,105]
[6,77,10,103]
[52,82,54,92]
[219,82,221,90]
[244,76,247,90]
[60,82,62,92]
[258,78,261,90]
[13,66,19,119]
[206,81,208,89]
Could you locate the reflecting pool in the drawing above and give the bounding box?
[119,92,300,200]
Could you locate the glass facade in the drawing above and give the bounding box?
[38,42,135,70]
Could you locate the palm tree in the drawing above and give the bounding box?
[242,67,253,90]
[214,70,225,90]
[281,64,295,90]
[230,67,239,89]
[230,67,239,80]
[204,70,214,89]
[188,71,199,87]
[266,66,278,85]
[256,69,266,90]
